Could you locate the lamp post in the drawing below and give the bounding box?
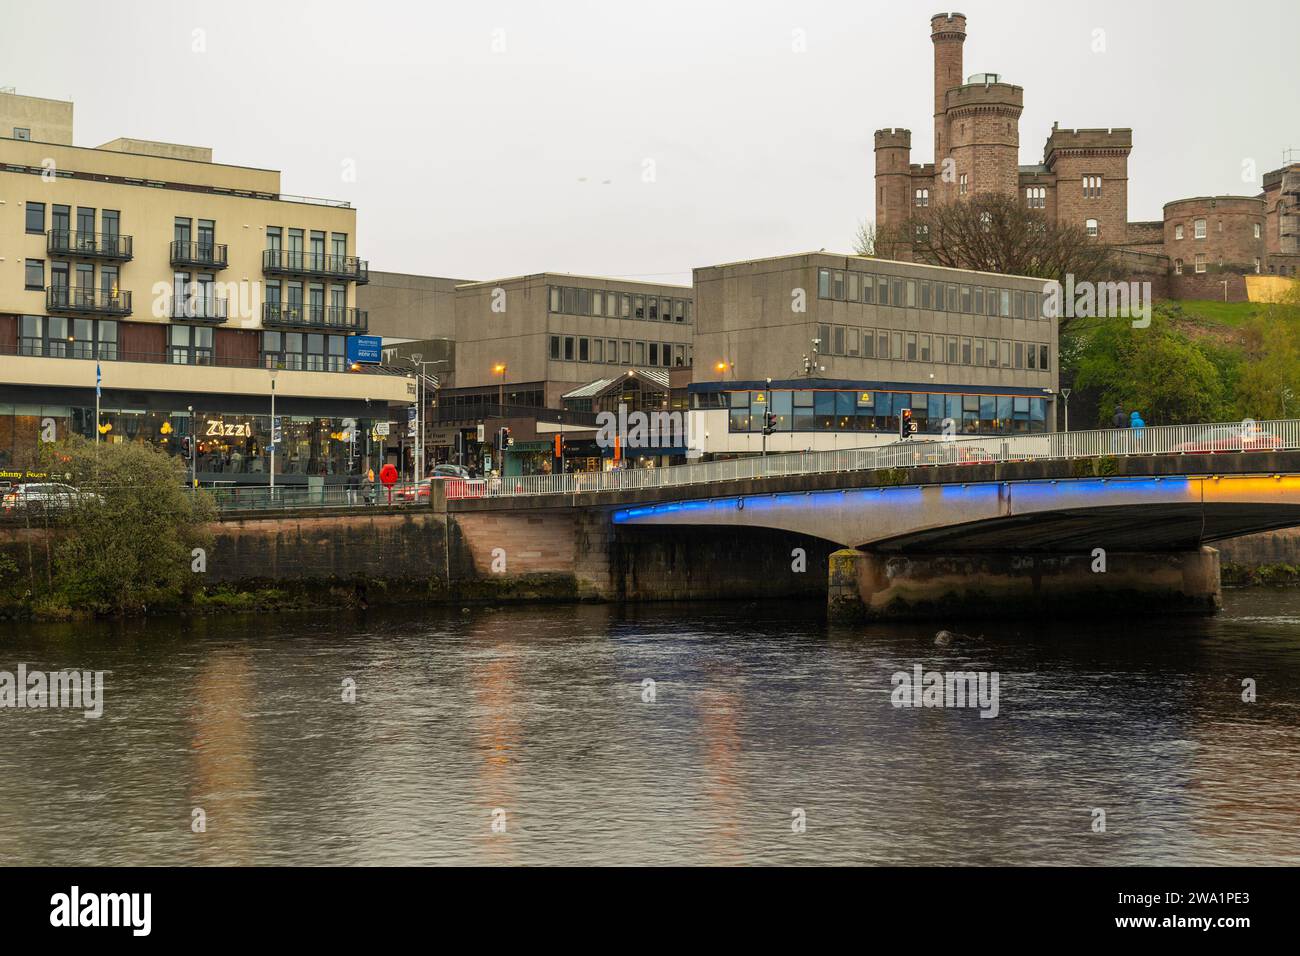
[494,363,507,410]
[409,355,449,480]
[268,366,278,496]
[1060,387,1072,433]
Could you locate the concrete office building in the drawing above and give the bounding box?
[359,271,466,344]
[427,273,694,475]
[689,252,1057,456]
[0,91,412,484]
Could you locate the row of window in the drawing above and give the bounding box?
[22,203,350,259]
[817,268,1046,320]
[12,316,352,371]
[24,202,121,238]
[1172,220,1262,241]
[23,259,121,295]
[548,333,692,369]
[548,286,692,324]
[724,389,1048,434]
[814,323,1050,371]
[1173,255,1264,276]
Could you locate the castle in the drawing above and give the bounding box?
[873,13,1300,300]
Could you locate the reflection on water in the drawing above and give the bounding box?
[1,589,1299,866]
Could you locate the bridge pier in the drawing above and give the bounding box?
[827,547,1222,622]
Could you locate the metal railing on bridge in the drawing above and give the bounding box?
[479,418,1300,499]
[202,419,1300,513]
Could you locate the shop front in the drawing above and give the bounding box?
[0,386,385,486]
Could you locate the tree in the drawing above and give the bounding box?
[856,193,1118,332]
[1232,303,1300,420]
[38,437,215,615]
[1072,313,1223,426]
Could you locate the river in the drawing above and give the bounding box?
[2,589,1298,866]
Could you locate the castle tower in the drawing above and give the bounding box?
[931,12,967,161]
[873,128,912,236]
[943,74,1024,203]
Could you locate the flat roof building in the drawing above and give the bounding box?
[689,251,1057,456]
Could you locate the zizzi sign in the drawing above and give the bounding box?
[205,420,252,438]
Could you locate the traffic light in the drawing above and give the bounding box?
[762,411,777,436]
[496,426,510,452]
[900,407,916,439]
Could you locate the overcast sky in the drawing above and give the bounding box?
[3,0,1295,285]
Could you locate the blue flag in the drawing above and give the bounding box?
[96,362,102,398]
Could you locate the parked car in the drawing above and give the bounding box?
[1173,425,1282,454]
[892,439,997,466]
[431,464,471,479]
[2,482,101,513]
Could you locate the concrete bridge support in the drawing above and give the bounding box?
[827,547,1222,622]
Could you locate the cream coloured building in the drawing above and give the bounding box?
[0,91,412,484]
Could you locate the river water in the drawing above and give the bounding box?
[2,589,1298,866]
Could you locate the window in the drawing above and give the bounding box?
[961,337,972,365]
[833,272,845,300]
[1040,345,1049,371]
[959,173,968,195]
[580,338,591,362]
[1014,342,1024,369]
[646,296,657,320]
[1174,224,1184,240]
[13,127,31,141]
[24,259,43,290]
[1025,186,1045,208]
[25,201,45,234]
[1254,257,1261,274]
[1195,254,1206,274]
[633,296,644,319]
[1085,219,1099,237]
[915,188,929,207]
[266,226,282,251]
[592,339,603,362]
[1254,223,1261,239]
[920,334,931,362]
[607,339,617,363]
[549,287,560,312]
[1194,219,1206,240]
[563,336,575,360]
[1174,258,1183,275]
[549,335,560,359]
[1083,175,1102,198]
[19,315,43,356]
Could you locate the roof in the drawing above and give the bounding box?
[562,369,671,400]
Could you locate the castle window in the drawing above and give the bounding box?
[1194,218,1206,239]
[1174,258,1183,275]
[1025,186,1045,208]
[1254,258,1261,274]
[959,174,968,195]
[1085,219,1099,237]
[915,188,929,207]
[915,224,930,241]
[1195,254,1206,273]
[1175,224,1184,240]
[1083,175,1102,198]
[1254,223,1261,239]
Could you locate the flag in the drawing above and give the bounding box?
[96,362,102,399]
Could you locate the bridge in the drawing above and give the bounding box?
[208,419,1300,621]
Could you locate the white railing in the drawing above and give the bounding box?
[481,419,1300,499]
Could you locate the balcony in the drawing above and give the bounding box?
[262,248,369,284]
[46,286,132,316]
[170,240,229,270]
[261,302,368,333]
[171,295,229,322]
[46,230,134,261]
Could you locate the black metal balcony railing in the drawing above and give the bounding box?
[46,230,134,260]
[261,248,369,284]
[170,240,229,270]
[261,302,369,332]
[171,296,229,322]
[46,286,132,316]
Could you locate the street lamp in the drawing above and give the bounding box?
[494,362,507,409]
[268,366,278,495]
[1060,387,1072,433]
[409,355,449,480]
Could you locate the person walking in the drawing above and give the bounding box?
[1112,404,1126,429]
[362,468,375,506]
[1129,410,1146,431]
[346,470,360,505]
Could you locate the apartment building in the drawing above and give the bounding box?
[690,252,1057,456]
[0,91,412,484]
